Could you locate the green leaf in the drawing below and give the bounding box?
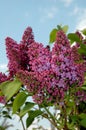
[49,28,58,43]
[80,118,86,128]
[78,43,86,55]
[57,25,62,30]
[0,78,22,101]
[13,92,28,114]
[81,28,86,36]
[19,102,35,117]
[68,33,81,43]
[79,113,86,119]
[26,110,43,128]
[62,25,68,33]
[26,117,34,128]
[28,110,43,118]
[0,91,3,96]
[81,86,86,90]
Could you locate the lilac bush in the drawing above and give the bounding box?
[0,25,86,130]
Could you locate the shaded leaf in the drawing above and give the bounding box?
[26,110,43,128]
[78,43,86,55]
[19,102,35,117]
[80,118,86,128]
[68,33,81,43]
[81,28,86,36]
[79,113,86,119]
[26,117,34,128]
[28,110,43,118]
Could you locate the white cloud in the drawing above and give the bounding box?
[76,9,86,30]
[39,6,58,23]
[61,0,73,7]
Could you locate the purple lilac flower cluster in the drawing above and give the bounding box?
[18,30,84,104]
[0,27,85,104]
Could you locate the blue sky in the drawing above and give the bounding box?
[0,0,86,72]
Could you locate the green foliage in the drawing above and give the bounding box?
[81,28,86,35]
[49,28,58,43]
[0,78,22,101]
[62,25,69,33]
[26,117,34,128]
[49,25,68,43]
[78,43,86,55]
[19,102,35,117]
[67,33,81,44]
[80,118,86,128]
[26,110,43,128]
[13,92,28,114]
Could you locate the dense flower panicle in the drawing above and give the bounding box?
[18,30,84,104]
[2,27,85,104]
[56,30,70,47]
[17,70,40,93]
[0,72,9,83]
[51,30,84,90]
[5,37,29,77]
[22,26,34,45]
[5,37,20,76]
[18,43,29,70]
[28,42,43,61]
[28,42,51,73]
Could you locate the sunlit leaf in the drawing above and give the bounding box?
[62,25,68,33]
[13,92,28,114]
[49,28,58,43]
[0,78,22,101]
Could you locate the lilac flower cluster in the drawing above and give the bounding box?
[5,26,34,77]
[0,27,34,103]
[0,27,85,104]
[18,30,84,104]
